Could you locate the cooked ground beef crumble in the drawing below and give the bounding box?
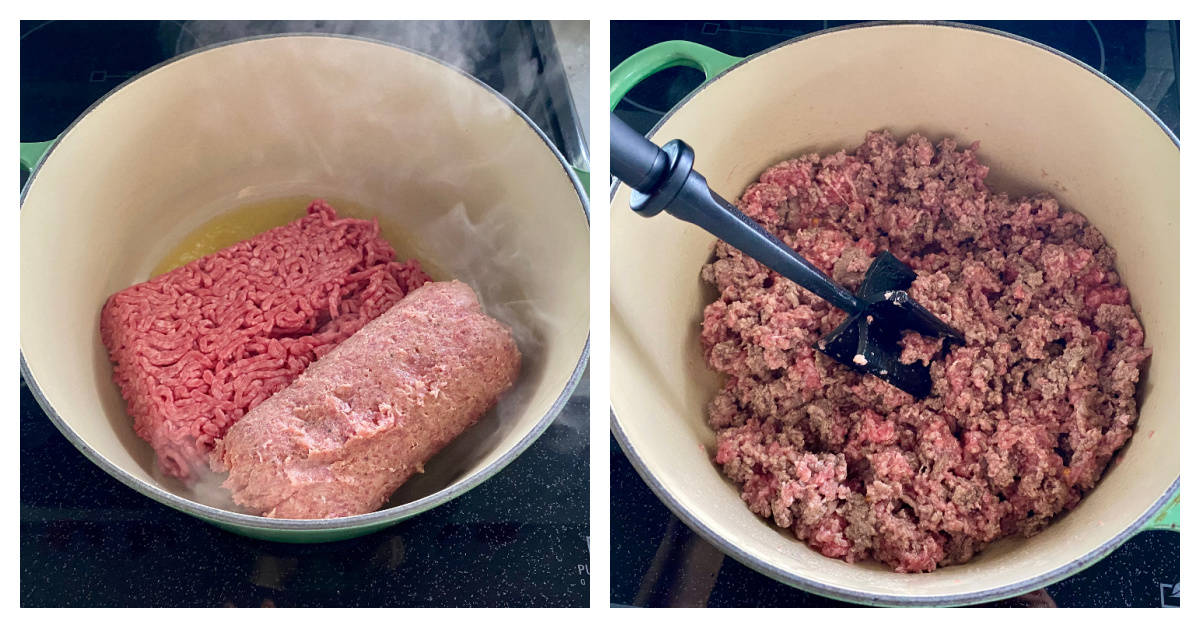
[700,130,1150,573]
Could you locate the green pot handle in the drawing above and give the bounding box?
[572,166,590,198]
[610,41,743,112]
[1141,488,1179,532]
[20,138,56,172]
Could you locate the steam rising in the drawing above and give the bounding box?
[425,202,552,363]
[172,20,539,98]
[386,201,562,505]
[153,454,253,515]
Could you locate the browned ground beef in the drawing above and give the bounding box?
[700,130,1150,573]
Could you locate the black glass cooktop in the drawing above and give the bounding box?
[611,20,1179,608]
[20,20,588,608]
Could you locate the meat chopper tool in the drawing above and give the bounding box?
[610,113,963,398]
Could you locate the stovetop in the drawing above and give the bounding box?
[611,20,1179,608]
[20,20,588,608]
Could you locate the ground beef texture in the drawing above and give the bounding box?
[700,131,1150,573]
[212,281,520,519]
[100,200,430,479]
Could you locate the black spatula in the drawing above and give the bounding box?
[611,113,963,398]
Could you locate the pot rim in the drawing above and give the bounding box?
[609,20,1178,606]
[21,32,591,532]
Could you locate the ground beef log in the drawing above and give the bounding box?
[211,281,520,519]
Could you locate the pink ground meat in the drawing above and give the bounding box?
[701,131,1151,573]
[212,281,520,519]
[100,200,430,479]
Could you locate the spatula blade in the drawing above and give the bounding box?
[815,312,933,398]
[812,251,962,398]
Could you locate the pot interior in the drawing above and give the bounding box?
[611,23,1177,603]
[21,36,589,521]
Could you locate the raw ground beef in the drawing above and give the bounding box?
[212,281,520,519]
[700,130,1151,573]
[100,200,430,479]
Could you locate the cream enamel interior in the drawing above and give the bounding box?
[611,24,1178,602]
[20,36,588,523]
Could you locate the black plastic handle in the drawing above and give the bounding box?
[670,172,864,315]
[609,116,863,315]
[610,112,670,193]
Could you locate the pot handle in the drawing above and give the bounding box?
[572,166,590,197]
[610,41,743,111]
[1141,489,1179,532]
[20,138,56,172]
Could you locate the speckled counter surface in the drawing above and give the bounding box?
[20,20,590,608]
